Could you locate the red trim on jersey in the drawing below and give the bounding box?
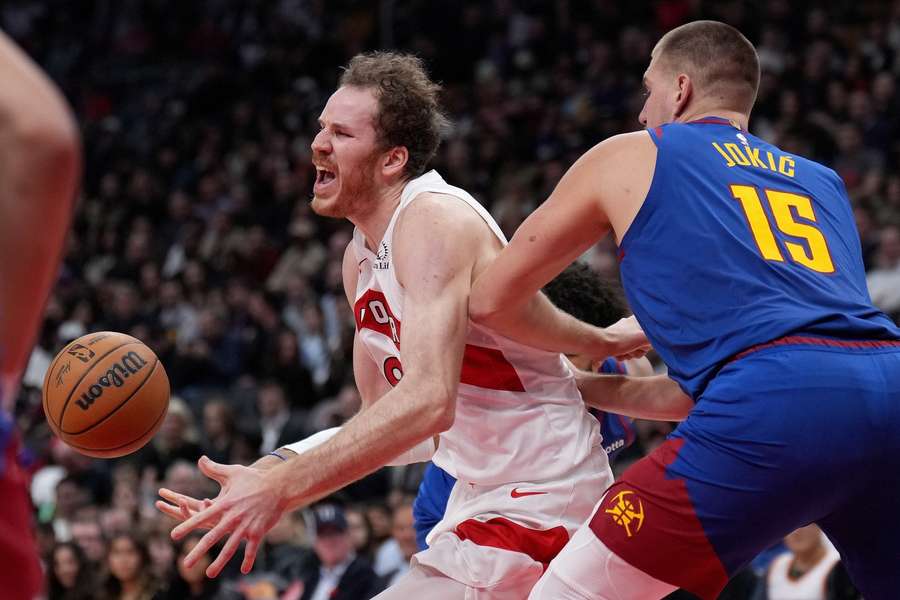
[460,345,526,392]
[617,247,626,262]
[354,289,401,350]
[654,126,664,139]
[455,516,569,568]
[590,438,728,600]
[730,335,900,363]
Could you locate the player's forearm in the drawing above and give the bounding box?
[471,290,612,356]
[265,379,451,510]
[277,426,435,467]
[0,32,80,400]
[580,373,693,421]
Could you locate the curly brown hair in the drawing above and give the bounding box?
[339,51,450,179]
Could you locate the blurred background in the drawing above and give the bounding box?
[6,1,897,598]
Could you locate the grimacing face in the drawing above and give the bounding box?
[311,86,384,219]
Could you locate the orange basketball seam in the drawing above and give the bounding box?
[63,382,168,455]
[61,357,160,436]
[56,341,140,426]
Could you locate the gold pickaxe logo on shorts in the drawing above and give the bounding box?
[605,490,645,537]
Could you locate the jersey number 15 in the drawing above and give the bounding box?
[730,184,835,274]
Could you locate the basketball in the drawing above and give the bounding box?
[42,331,170,458]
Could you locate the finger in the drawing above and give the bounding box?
[179,499,193,520]
[155,500,190,522]
[172,501,226,541]
[206,521,249,578]
[197,456,235,486]
[241,535,261,574]
[182,514,236,568]
[159,488,206,512]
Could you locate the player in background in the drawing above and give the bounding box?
[157,52,648,598]
[469,19,900,600]
[0,31,81,600]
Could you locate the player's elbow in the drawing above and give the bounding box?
[422,382,456,433]
[468,292,503,329]
[14,112,81,196]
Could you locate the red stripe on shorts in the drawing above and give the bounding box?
[460,345,526,392]
[730,335,900,363]
[455,516,569,568]
[589,438,728,600]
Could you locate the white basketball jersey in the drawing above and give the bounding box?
[766,548,839,600]
[352,170,602,485]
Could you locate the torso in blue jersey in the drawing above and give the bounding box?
[619,117,900,399]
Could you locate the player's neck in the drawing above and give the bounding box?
[676,107,748,130]
[350,179,406,253]
[791,544,826,573]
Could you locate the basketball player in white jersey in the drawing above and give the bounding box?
[0,31,81,599]
[158,52,649,597]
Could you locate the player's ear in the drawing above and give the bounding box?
[674,73,692,117]
[382,146,409,178]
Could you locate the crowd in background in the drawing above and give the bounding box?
[3,0,897,598]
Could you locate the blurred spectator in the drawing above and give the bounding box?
[98,532,162,600]
[136,397,203,479]
[255,380,309,455]
[201,398,237,465]
[379,499,418,588]
[46,541,96,600]
[866,225,900,318]
[369,502,405,579]
[298,504,382,600]
[759,525,839,600]
[50,475,90,541]
[255,510,311,583]
[161,532,226,600]
[70,516,107,568]
[345,505,375,560]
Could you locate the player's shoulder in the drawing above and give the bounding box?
[396,190,489,244]
[587,130,656,159]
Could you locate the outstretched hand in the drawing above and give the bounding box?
[156,456,287,578]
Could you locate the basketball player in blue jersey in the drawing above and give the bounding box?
[471,20,900,600]
[0,32,81,600]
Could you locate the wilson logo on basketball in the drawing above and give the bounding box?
[75,351,148,411]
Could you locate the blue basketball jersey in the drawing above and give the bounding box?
[590,358,635,461]
[619,117,900,398]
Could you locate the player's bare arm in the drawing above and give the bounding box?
[469,132,656,359]
[577,370,692,421]
[170,192,484,577]
[0,31,80,399]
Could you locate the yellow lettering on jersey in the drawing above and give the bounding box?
[724,143,751,166]
[746,147,767,169]
[779,156,795,177]
[712,143,736,167]
[766,151,777,171]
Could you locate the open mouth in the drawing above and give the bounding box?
[314,167,337,194]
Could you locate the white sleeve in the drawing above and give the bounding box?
[281,427,340,456]
[280,428,435,466]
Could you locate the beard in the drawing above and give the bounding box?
[311,153,380,219]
